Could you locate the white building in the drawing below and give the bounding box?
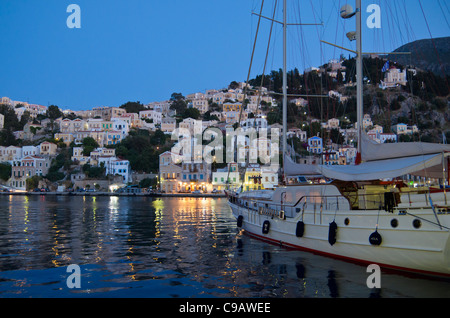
[379,133,397,143]
[22,146,40,157]
[287,128,307,142]
[161,117,176,134]
[98,157,131,184]
[391,123,408,135]
[391,123,419,135]
[380,67,407,89]
[146,101,171,115]
[212,163,240,191]
[261,166,278,189]
[139,110,163,124]
[240,117,268,132]
[111,117,130,137]
[321,118,340,130]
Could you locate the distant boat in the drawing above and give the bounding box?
[228,0,450,277]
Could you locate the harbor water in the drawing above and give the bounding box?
[0,195,449,298]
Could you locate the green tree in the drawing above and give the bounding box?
[119,101,145,113]
[82,137,99,156]
[82,164,106,179]
[46,105,62,132]
[0,128,18,146]
[267,109,281,125]
[0,163,12,181]
[19,111,31,128]
[26,176,41,191]
[182,107,200,119]
[229,81,239,89]
[169,93,187,113]
[150,129,166,145]
[111,130,166,173]
[46,105,62,120]
[0,104,21,131]
[139,177,157,188]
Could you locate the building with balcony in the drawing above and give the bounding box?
[307,136,323,154]
[159,151,182,193]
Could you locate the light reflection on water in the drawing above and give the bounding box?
[0,195,449,298]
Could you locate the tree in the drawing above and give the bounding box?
[150,129,166,145]
[329,128,344,144]
[202,111,219,121]
[0,163,12,181]
[46,170,65,182]
[0,128,18,146]
[26,176,41,191]
[19,111,31,128]
[46,105,62,132]
[47,105,62,120]
[229,81,239,89]
[119,101,145,113]
[170,92,184,101]
[139,177,157,188]
[182,107,200,119]
[267,109,281,125]
[82,137,99,156]
[111,130,166,173]
[169,92,187,113]
[82,164,106,179]
[0,104,21,131]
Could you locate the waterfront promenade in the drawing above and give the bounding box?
[0,191,226,198]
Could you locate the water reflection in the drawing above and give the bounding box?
[0,195,449,298]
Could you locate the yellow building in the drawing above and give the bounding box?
[223,102,242,112]
[39,141,57,156]
[243,164,263,191]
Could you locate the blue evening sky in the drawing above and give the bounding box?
[0,0,449,111]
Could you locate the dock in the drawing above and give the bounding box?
[0,191,226,198]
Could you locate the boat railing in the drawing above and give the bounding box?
[233,188,449,220]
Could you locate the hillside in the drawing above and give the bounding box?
[249,49,450,143]
[390,37,450,77]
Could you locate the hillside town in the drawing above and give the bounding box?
[0,56,447,194]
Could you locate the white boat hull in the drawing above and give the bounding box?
[228,185,450,277]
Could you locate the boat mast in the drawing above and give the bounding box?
[355,0,363,164]
[282,0,288,167]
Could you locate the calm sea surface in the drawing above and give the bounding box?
[0,195,448,298]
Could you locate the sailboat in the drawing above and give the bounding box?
[227,0,450,277]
